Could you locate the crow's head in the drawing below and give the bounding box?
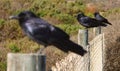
[9,11,37,22]
[76,13,85,19]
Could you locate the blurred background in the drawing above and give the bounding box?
[0,0,120,71]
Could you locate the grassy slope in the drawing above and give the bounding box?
[0,0,120,71]
[0,0,85,71]
[103,11,120,71]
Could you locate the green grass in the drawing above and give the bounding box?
[8,43,21,53]
[0,19,5,26]
[56,24,83,35]
[0,0,120,71]
[0,0,101,70]
[4,37,40,53]
[0,62,6,71]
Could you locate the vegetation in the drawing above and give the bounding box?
[0,0,86,70]
[0,0,119,71]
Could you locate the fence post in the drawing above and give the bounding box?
[7,53,46,71]
[89,34,104,71]
[78,29,89,47]
[78,29,89,71]
[93,27,101,36]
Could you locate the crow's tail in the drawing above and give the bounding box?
[107,22,112,25]
[53,39,87,56]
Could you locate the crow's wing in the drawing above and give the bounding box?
[89,17,106,26]
[80,17,99,26]
[96,14,109,23]
[99,15,110,23]
[80,17,105,27]
[78,17,90,27]
[25,18,70,43]
[96,14,106,21]
[50,26,70,39]
[80,17,92,23]
[97,15,112,25]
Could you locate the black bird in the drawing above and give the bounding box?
[9,11,87,56]
[76,13,107,28]
[94,12,112,25]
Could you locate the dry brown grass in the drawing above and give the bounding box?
[0,0,120,71]
[103,12,120,71]
[85,3,97,13]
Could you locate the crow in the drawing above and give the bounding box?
[94,12,112,25]
[76,13,107,28]
[9,11,87,56]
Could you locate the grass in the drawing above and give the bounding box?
[0,0,120,71]
[102,8,120,17]
[8,43,21,53]
[56,24,83,35]
[0,19,5,26]
[102,10,120,71]
[0,62,6,71]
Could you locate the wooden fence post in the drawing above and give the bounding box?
[94,27,101,36]
[78,29,89,71]
[78,29,89,47]
[89,34,105,71]
[7,53,46,71]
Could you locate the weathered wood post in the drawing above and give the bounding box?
[78,29,89,46]
[89,34,105,71]
[93,27,101,36]
[78,29,89,71]
[7,53,46,71]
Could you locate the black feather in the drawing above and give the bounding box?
[76,13,107,28]
[94,12,112,25]
[9,11,87,56]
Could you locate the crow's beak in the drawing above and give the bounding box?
[9,15,19,19]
